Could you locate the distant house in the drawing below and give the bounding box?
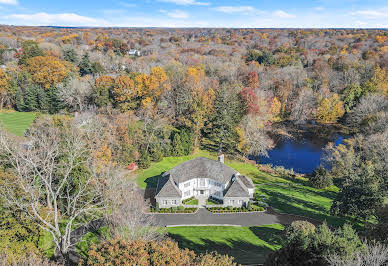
[128,49,141,56]
[155,155,254,208]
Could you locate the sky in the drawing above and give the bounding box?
[0,0,387,28]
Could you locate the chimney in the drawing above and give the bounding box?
[218,153,224,164]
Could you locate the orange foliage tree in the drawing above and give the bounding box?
[24,56,71,89]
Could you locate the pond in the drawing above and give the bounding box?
[250,124,348,174]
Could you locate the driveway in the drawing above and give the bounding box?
[153,208,320,227]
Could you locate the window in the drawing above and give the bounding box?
[238,200,243,204]
[184,182,190,188]
[230,200,235,204]
[162,200,168,205]
[200,179,205,186]
[184,191,190,197]
[172,200,177,205]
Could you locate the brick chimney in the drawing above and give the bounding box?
[218,153,224,164]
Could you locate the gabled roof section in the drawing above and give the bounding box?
[163,157,238,184]
[239,175,255,189]
[224,177,250,198]
[155,175,182,198]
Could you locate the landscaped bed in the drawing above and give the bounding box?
[150,206,198,213]
[207,204,265,213]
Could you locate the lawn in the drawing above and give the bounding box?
[136,150,289,189]
[0,111,36,136]
[183,198,198,205]
[167,224,284,265]
[255,183,354,227]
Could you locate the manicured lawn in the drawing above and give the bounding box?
[136,150,290,189]
[0,111,36,136]
[206,199,218,205]
[167,224,284,265]
[183,198,198,205]
[255,183,354,227]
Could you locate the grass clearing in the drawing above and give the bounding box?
[167,224,284,265]
[183,198,198,205]
[255,183,355,227]
[0,111,36,136]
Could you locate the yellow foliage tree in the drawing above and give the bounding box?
[0,69,11,109]
[316,93,345,123]
[112,75,136,111]
[270,97,281,120]
[25,56,70,89]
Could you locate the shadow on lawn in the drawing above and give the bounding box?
[168,226,282,265]
[259,187,356,227]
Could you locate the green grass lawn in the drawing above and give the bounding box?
[136,150,290,189]
[167,224,284,265]
[0,111,36,136]
[183,198,198,205]
[255,183,356,227]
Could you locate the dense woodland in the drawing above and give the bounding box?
[0,26,387,265]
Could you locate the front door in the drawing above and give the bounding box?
[200,190,204,195]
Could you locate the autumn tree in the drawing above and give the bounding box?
[93,75,115,107]
[112,75,136,111]
[24,56,71,89]
[0,69,11,109]
[316,93,345,123]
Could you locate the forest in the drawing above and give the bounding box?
[0,26,387,265]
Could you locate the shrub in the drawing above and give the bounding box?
[310,166,333,189]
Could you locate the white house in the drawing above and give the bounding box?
[155,156,255,208]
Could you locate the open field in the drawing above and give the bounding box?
[0,111,36,136]
[167,224,284,265]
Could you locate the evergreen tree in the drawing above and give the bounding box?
[15,88,25,111]
[203,84,244,153]
[18,40,44,65]
[63,48,79,64]
[23,86,38,111]
[78,53,93,76]
[180,128,194,155]
[172,133,184,156]
[46,86,62,114]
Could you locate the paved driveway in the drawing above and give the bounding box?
[153,208,320,227]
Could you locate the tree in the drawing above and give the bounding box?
[112,75,136,111]
[172,133,184,156]
[81,238,235,266]
[17,40,44,65]
[25,56,71,89]
[330,162,384,221]
[0,69,11,109]
[240,87,260,114]
[309,166,332,189]
[78,53,93,76]
[62,48,78,63]
[0,117,115,263]
[202,84,243,153]
[93,76,114,107]
[265,221,363,266]
[316,93,345,123]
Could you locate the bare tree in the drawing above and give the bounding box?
[0,117,113,263]
[326,242,388,266]
[241,115,274,157]
[57,77,93,112]
[105,177,165,241]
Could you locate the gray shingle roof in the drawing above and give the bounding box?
[224,177,250,198]
[239,175,254,189]
[163,157,238,184]
[155,175,182,198]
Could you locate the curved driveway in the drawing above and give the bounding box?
[153,208,320,227]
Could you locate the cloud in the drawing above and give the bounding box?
[4,12,110,26]
[214,6,257,14]
[160,9,189,19]
[314,7,325,11]
[0,0,18,5]
[157,0,209,6]
[273,10,296,18]
[350,10,388,19]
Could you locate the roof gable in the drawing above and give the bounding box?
[155,175,182,198]
[224,177,250,198]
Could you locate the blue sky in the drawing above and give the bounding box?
[0,0,387,28]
